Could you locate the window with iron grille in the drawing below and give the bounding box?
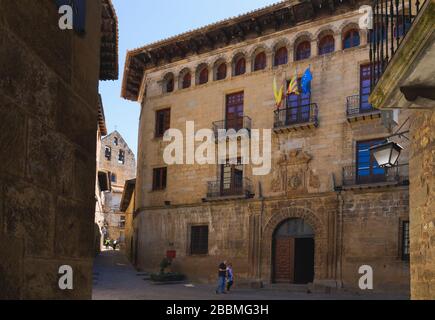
[152,167,167,191]
[155,108,171,138]
[190,225,209,255]
[402,221,410,261]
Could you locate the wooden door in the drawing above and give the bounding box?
[273,237,295,283]
[226,92,244,131]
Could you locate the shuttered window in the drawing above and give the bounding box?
[190,226,209,255]
[152,167,167,191]
[155,108,171,138]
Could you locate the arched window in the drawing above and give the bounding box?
[182,72,191,89]
[318,35,335,55]
[295,41,311,61]
[234,57,246,76]
[198,67,208,85]
[254,52,267,71]
[343,29,360,49]
[163,73,174,93]
[274,47,288,66]
[166,77,174,93]
[216,63,227,80]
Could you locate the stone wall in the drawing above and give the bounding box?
[409,109,435,299]
[341,188,410,293]
[134,189,409,293]
[0,0,103,299]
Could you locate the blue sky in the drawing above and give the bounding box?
[99,0,277,156]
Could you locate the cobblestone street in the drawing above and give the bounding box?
[92,251,409,300]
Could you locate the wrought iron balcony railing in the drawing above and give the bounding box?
[273,104,319,130]
[206,177,254,199]
[212,116,252,138]
[370,0,427,89]
[341,164,409,187]
[346,95,379,117]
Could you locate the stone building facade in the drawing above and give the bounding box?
[98,131,136,244]
[0,0,118,299]
[123,0,410,294]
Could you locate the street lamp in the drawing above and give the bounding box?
[370,140,404,168]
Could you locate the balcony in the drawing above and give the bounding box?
[346,95,381,122]
[212,116,252,141]
[369,0,434,111]
[205,177,254,201]
[370,0,428,89]
[339,164,409,189]
[273,104,319,133]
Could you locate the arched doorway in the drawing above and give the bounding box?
[272,218,315,284]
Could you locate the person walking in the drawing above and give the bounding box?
[226,263,234,292]
[215,260,227,294]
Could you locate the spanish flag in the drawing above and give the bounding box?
[273,76,284,109]
[287,71,300,96]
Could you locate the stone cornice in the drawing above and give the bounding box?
[121,0,369,101]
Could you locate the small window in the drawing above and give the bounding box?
[166,77,174,93]
[295,41,311,61]
[104,146,111,161]
[111,173,117,183]
[216,63,227,80]
[190,225,209,255]
[343,29,360,49]
[274,47,288,66]
[182,72,191,89]
[118,150,125,164]
[155,108,171,138]
[152,167,167,191]
[119,216,126,228]
[198,67,209,85]
[402,221,410,261]
[318,35,335,55]
[254,52,267,71]
[234,57,246,76]
[113,137,118,146]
